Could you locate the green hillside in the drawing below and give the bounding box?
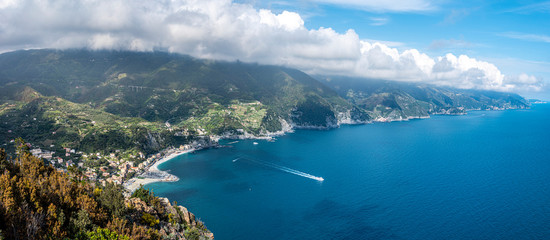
[0,50,531,157]
[318,76,530,121]
[0,49,368,134]
[0,50,530,151]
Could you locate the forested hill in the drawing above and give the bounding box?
[0,49,367,133]
[318,76,529,121]
[0,49,529,156]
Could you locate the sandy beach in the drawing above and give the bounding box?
[124,148,195,193]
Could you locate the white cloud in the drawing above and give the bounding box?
[361,38,404,48]
[441,8,472,25]
[0,0,17,9]
[499,32,550,43]
[305,0,436,12]
[0,0,543,93]
[504,1,550,14]
[369,17,389,26]
[259,10,304,31]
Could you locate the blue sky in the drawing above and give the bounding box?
[243,0,550,99]
[0,0,548,99]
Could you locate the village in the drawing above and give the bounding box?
[27,142,199,186]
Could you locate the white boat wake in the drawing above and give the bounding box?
[235,157,324,182]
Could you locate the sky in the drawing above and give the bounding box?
[0,0,549,99]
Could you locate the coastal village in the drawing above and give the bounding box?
[22,136,218,191]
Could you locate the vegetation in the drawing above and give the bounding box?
[87,228,130,240]
[0,49,365,137]
[0,50,373,176]
[318,76,530,120]
[0,139,212,240]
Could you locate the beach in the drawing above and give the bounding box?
[124,148,195,193]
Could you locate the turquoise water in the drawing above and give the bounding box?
[149,104,550,239]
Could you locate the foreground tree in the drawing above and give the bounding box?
[0,139,213,240]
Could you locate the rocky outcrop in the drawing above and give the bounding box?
[126,197,156,214]
[125,197,214,239]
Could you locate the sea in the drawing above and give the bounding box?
[148,103,550,240]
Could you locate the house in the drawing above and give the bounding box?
[30,148,42,156]
[179,144,192,150]
[40,151,53,160]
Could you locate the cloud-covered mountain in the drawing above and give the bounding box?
[0,0,542,93]
[0,49,530,157]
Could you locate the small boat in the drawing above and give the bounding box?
[253,142,258,145]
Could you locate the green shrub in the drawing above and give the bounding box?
[141,213,159,227]
[87,227,130,240]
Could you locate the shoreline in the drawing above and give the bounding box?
[123,106,528,194]
[123,148,195,193]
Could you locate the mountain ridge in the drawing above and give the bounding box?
[0,49,369,132]
[0,49,530,180]
[317,75,529,121]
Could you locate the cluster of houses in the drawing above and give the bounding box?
[79,151,148,185]
[29,147,81,169]
[28,142,198,186]
[28,145,145,185]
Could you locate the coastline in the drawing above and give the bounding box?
[122,105,529,194]
[124,148,195,193]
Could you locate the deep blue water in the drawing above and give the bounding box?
[148,104,550,240]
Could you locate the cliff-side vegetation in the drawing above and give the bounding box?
[0,139,212,240]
